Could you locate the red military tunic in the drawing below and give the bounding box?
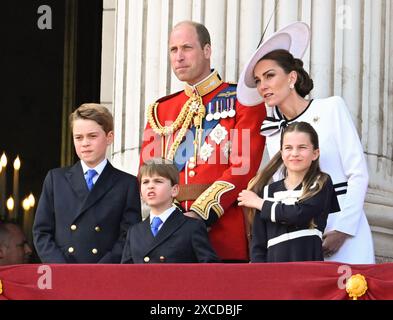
[140,71,266,260]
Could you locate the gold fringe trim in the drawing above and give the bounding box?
[191,181,235,220]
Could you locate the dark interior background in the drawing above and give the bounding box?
[0,0,103,249]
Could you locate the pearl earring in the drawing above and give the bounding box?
[289,83,294,89]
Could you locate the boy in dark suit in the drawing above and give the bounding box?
[33,104,141,263]
[121,158,219,263]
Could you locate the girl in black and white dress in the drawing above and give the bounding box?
[238,122,340,262]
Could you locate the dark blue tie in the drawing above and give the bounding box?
[85,169,97,191]
[151,217,163,237]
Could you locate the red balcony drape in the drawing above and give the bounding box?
[1,262,392,300]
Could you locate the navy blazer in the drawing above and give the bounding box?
[121,208,219,263]
[33,161,141,263]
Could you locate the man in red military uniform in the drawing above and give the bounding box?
[140,21,265,261]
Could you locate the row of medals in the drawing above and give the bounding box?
[188,98,235,177]
[205,97,236,121]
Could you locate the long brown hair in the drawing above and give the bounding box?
[247,121,328,225]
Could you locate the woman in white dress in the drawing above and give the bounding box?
[237,22,375,264]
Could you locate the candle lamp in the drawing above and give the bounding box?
[0,153,7,221]
[0,153,6,167]
[0,166,3,220]
[26,193,35,245]
[6,196,14,221]
[13,156,21,222]
[28,193,35,208]
[22,196,33,245]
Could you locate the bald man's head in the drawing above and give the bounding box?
[0,223,32,265]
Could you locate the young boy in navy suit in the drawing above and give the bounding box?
[33,104,141,263]
[121,158,219,263]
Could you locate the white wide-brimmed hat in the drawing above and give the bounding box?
[237,21,310,106]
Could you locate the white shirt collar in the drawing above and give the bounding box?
[149,205,176,225]
[81,159,108,176]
